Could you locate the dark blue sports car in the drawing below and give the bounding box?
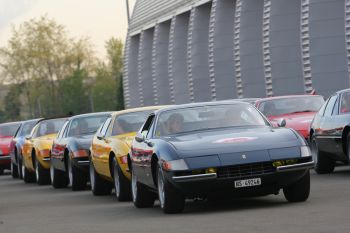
[129,101,314,213]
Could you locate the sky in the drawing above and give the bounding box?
[0,0,136,59]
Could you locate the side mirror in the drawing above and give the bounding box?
[25,135,32,140]
[135,132,145,143]
[97,134,104,140]
[277,118,287,127]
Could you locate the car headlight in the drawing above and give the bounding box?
[300,146,311,157]
[162,159,189,171]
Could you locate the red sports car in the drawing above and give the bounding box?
[0,122,22,175]
[255,95,325,139]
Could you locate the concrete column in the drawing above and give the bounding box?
[209,0,237,100]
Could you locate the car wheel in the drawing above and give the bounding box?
[311,137,335,174]
[68,158,87,191]
[283,170,310,202]
[22,162,35,183]
[50,164,68,188]
[157,165,185,213]
[89,160,112,195]
[131,165,155,208]
[113,157,131,201]
[35,158,50,185]
[0,168,3,176]
[11,161,19,178]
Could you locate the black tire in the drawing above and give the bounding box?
[0,168,3,176]
[113,157,131,201]
[311,137,335,174]
[35,158,50,185]
[17,154,23,179]
[50,164,68,188]
[68,158,87,191]
[89,161,112,195]
[157,165,185,213]
[11,161,19,178]
[131,164,156,208]
[283,170,310,202]
[22,162,35,183]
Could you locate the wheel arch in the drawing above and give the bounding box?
[109,151,116,178]
[341,126,350,155]
[151,153,159,188]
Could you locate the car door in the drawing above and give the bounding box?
[22,124,39,170]
[131,114,156,184]
[51,121,69,170]
[317,95,344,155]
[92,117,112,176]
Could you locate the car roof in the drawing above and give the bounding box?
[0,121,22,126]
[110,106,169,117]
[155,100,251,114]
[69,112,112,120]
[257,94,323,102]
[335,88,350,95]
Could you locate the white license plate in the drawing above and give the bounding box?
[234,178,261,188]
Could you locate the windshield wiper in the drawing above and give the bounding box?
[288,110,313,114]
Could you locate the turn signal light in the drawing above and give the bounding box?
[119,155,128,164]
[205,168,217,174]
[73,150,88,158]
[273,159,298,167]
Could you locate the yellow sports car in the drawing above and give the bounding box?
[90,106,166,201]
[21,118,67,184]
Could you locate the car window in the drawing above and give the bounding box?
[34,119,66,138]
[340,92,350,114]
[258,96,324,117]
[57,121,69,139]
[100,117,112,137]
[141,114,155,138]
[318,99,328,116]
[324,95,337,117]
[111,111,152,136]
[68,115,109,137]
[156,104,267,137]
[18,121,38,137]
[0,122,21,137]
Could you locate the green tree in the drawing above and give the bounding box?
[4,83,22,120]
[0,16,95,118]
[105,37,124,110]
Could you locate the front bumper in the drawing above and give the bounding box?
[72,157,90,173]
[167,160,314,197]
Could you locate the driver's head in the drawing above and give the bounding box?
[167,113,184,134]
[77,120,88,134]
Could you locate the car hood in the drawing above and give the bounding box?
[268,112,316,130]
[163,126,300,158]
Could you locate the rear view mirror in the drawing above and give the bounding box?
[277,118,287,127]
[135,132,145,143]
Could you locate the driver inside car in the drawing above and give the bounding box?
[167,113,184,135]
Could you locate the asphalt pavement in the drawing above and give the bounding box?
[1,168,350,233]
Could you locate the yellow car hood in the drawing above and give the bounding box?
[111,132,136,148]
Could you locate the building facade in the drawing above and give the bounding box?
[123,0,350,108]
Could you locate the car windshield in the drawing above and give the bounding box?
[0,123,21,137]
[68,115,109,136]
[258,96,325,117]
[18,121,37,137]
[34,118,66,137]
[156,104,267,136]
[35,119,66,137]
[112,111,152,136]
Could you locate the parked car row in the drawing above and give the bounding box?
[1,90,348,214]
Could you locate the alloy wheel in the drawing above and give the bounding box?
[157,167,165,209]
[131,168,137,203]
[114,164,120,198]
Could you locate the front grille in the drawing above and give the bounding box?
[217,162,275,179]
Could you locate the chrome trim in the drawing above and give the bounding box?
[276,161,314,172]
[316,136,342,139]
[172,173,217,182]
[42,157,51,161]
[0,155,11,161]
[77,160,90,165]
